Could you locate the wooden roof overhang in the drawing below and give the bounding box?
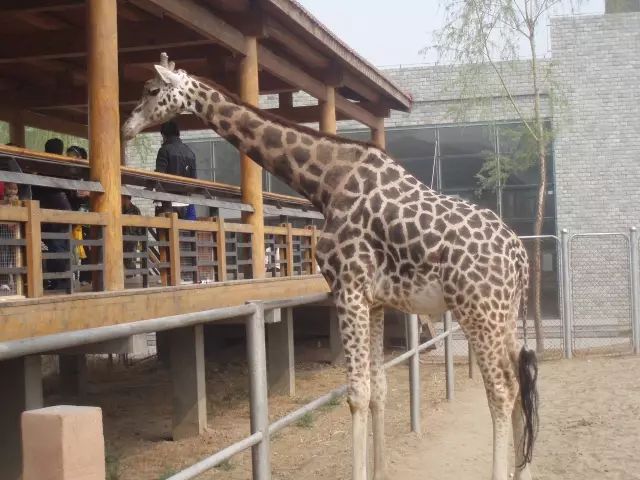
[0,0,412,137]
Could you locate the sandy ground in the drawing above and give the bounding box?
[54,351,640,479]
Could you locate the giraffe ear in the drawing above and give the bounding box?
[154,65,181,87]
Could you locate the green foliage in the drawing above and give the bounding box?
[105,454,120,480]
[215,459,234,471]
[296,412,314,429]
[0,120,88,152]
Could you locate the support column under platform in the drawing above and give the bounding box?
[59,354,88,398]
[267,308,295,396]
[169,325,207,440]
[329,307,345,365]
[0,356,44,480]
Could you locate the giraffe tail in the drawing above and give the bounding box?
[516,249,538,466]
[518,346,539,467]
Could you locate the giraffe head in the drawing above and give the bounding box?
[122,53,191,140]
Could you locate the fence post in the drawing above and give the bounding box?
[246,302,271,480]
[407,313,420,433]
[169,213,181,286]
[560,228,573,359]
[629,227,640,355]
[467,341,475,379]
[25,200,43,298]
[444,312,454,401]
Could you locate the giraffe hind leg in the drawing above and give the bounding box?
[461,311,520,480]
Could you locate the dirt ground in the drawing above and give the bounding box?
[50,350,640,479]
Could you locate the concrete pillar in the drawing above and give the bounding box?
[329,307,345,365]
[0,357,43,480]
[169,325,207,440]
[59,354,88,398]
[267,308,295,396]
[22,406,105,480]
[156,330,171,368]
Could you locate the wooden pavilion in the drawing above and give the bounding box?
[0,1,411,477]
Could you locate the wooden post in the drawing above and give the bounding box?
[87,0,124,291]
[168,213,181,286]
[215,216,227,282]
[371,116,386,149]
[25,201,43,298]
[284,223,294,276]
[309,225,318,274]
[239,36,265,279]
[319,85,337,134]
[9,112,25,147]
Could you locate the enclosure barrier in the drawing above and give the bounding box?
[166,310,462,480]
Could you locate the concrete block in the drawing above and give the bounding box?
[267,308,295,396]
[22,406,105,480]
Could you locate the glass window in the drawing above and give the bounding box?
[269,174,301,197]
[213,140,241,186]
[440,125,497,211]
[386,128,436,187]
[185,140,214,182]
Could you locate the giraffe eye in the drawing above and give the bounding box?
[149,88,160,96]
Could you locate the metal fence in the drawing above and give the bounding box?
[166,308,461,480]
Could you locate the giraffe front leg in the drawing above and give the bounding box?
[336,295,371,480]
[369,307,387,480]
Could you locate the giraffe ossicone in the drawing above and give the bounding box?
[123,53,539,480]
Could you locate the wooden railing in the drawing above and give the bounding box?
[0,201,107,297]
[0,202,320,298]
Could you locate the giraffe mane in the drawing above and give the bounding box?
[191,75,383,152]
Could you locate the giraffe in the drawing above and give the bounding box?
[122,54,539,480]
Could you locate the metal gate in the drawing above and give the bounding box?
[568,232,634,355]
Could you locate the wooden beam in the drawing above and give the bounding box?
[264,17,329,68]
[140,0,382,128]
[0,21,214,63]
[239,36,265,280]
[0,108,88,138]
[87,0,124,290]
[0,0,83,14]
[9,113,25,147]
[0,275,330,341]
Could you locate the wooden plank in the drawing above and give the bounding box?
[88,0,124,291]
[168,213,181,286]
[121,214,170,229]
[175,218,220,233]
[0,0,83,14]
[0,275,331,341]
[215,217,227,282]
[264,226,288,236]
[121,185,253,213]
[263,204,323,220]
[224,222,254,234]
[40,209,107,226]
[0,172,104,193]
[24,201,43,298]
[0,206,28,222]
[290,227,313,237]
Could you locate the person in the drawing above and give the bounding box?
[121,195,144,271]
[66,146,92,285]
[155,121,196,218]
[32,138,73,290]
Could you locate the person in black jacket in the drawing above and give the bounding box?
[155,121,197,218]
[32,138,73,290]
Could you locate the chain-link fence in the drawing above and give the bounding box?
[415,229,640,363]
[569,233,634,356]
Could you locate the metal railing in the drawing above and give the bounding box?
[0,291,463,480]
[165,309,461,480]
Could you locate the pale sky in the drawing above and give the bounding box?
[298,0,604,66]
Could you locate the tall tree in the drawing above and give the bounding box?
[429,0,571,354]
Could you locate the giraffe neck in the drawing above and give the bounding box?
[184,77,371,212]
